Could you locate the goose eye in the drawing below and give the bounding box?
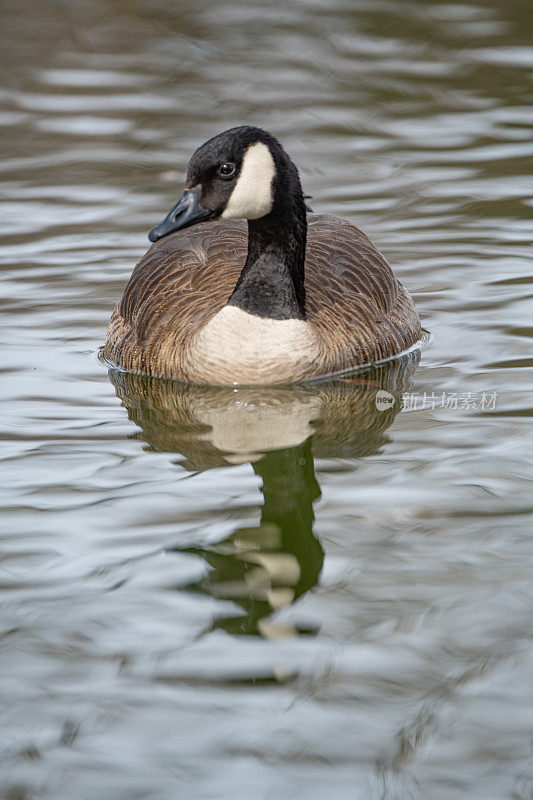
[218,162,236,179]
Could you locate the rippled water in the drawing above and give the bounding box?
[1,1,532,798]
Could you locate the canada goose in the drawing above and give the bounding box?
[105,126,422,385]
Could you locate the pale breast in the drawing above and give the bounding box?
[183,305,321,385]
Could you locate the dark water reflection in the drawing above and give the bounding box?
[1,0,533,797]
[111,357,416,642]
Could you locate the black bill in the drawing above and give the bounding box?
[148,187,213,242]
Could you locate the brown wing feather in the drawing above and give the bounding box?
[305,215,420,373]
[106,221,246,375]
[105,214,421,379]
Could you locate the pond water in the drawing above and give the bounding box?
[1,0,532,798]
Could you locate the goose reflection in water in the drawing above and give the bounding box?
[109,352,419,638]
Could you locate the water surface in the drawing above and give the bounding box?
[1,0,532,798]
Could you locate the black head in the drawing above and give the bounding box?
[148,126,303,242]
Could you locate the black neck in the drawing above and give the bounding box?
[227,195,307,320]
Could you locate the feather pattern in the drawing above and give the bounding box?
[105,214,421,383]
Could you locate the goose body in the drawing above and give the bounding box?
[105,127,421,385]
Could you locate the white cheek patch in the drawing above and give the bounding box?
[221,141,275,220]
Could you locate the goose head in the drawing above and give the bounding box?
[148,125,304,242]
